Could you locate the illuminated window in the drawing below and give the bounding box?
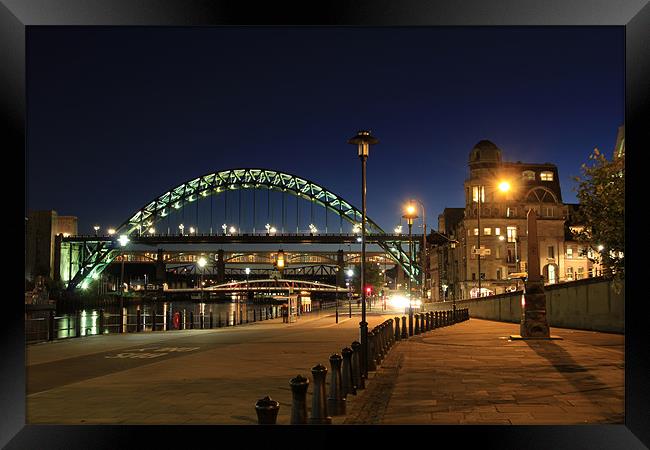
[577,267,584,279]
[566,247,573,259]
[507,207,517,218]
[474,228,479,236]
[495,246,501,259]
[507,226,517,242]
[540,171,554,181]
[522,170,535,180]
[472,186,485,203]
[484,228,491,235]
[495,227,501,235]
[566,267,574,280]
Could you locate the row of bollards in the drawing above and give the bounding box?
[255,308,470,424]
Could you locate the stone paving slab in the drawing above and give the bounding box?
[343,318,624,425]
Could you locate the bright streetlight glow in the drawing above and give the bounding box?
[197,256,207,268]
[352,224,361,233]
[179,224,184,231]
[93,225,100,232]
[499,235,505,241]
[245,267,251,275]
[346,269,354,277]
[148,227,155,234]
[118,234,130,247]
[309,224,318,233]
[597,244,604,251]
[229,226,237,234]
[406,204,416,216]
[189,227,195,234]
[107,228,116,235]
[498,181,511,192]
[394,225,402,234]
[270,227,277,234]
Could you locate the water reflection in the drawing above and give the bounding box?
[54,296,286,337]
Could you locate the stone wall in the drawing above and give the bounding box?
[426,277,624,334]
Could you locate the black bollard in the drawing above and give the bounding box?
[255,396,280,425]
[200,313,204,329]
[414,314,420,335]
[425,312,430,331]
[387,319,394,347]
[254,309,257,322]
[395,317,402,341]
[401,315,408,339]
[210,312,213,329]
[367,330,377,371]
[190,311,194,329]
[309,364,332,424]
[351,341,364,390]
[327,354,346,416]
[341,347,356,397]
[289,375,310,424]
[375,327,384,364]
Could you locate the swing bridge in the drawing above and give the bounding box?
[56,168,423,291]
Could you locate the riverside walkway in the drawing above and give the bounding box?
[26,311,623,425]
[344,318,624,425]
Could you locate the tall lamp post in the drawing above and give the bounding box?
[403,203,418,336]
[348,130,378,381]
[197,256,207,301]
[413,200,427,301]
[346,268,354,318]
[118,234,130,333]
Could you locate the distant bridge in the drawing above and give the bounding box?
[164,278,343,293]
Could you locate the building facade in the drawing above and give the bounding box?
[430,140,593,301]
[25,210,78,281]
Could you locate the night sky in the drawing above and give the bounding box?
[26,27,624,234]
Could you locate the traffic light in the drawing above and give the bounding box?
[366,286,372,295]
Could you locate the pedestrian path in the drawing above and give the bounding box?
[343,318,624,425]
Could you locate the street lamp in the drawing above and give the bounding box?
[346,268,354,318]
[412,200,427,301]
[118,234,129,333]
[348,129,378,381]
[403,202,419,336]
[245,267,251,296]
[197,256,207,300]
[178,223,185,236]
[93,225,100,236]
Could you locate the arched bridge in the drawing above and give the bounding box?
[59,168,420,291]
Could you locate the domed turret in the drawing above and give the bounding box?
[468,140,502,165]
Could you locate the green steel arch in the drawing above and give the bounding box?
[66,168,419,290]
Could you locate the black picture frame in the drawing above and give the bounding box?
[4,1,648,448]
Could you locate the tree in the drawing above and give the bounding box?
[573,147,624,278]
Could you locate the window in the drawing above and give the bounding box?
[484,227,491,235]
[496,268,502,280]
[507,249,513,263]
[507,226,517,242]
[548,246,554,259]
[566,267,574,280]
[540,171,554,181]
[495,227,501,236]
[474,228,479,236]
[577,267,584,279]
[566,247,573,259]
[472,273,476,280]
[507,207,517,218]
[495,246,501,259]
[522,170,535,180]
[543,206,555,217]
[472,186,485,203]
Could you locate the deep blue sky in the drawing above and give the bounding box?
[27,27,624,233]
